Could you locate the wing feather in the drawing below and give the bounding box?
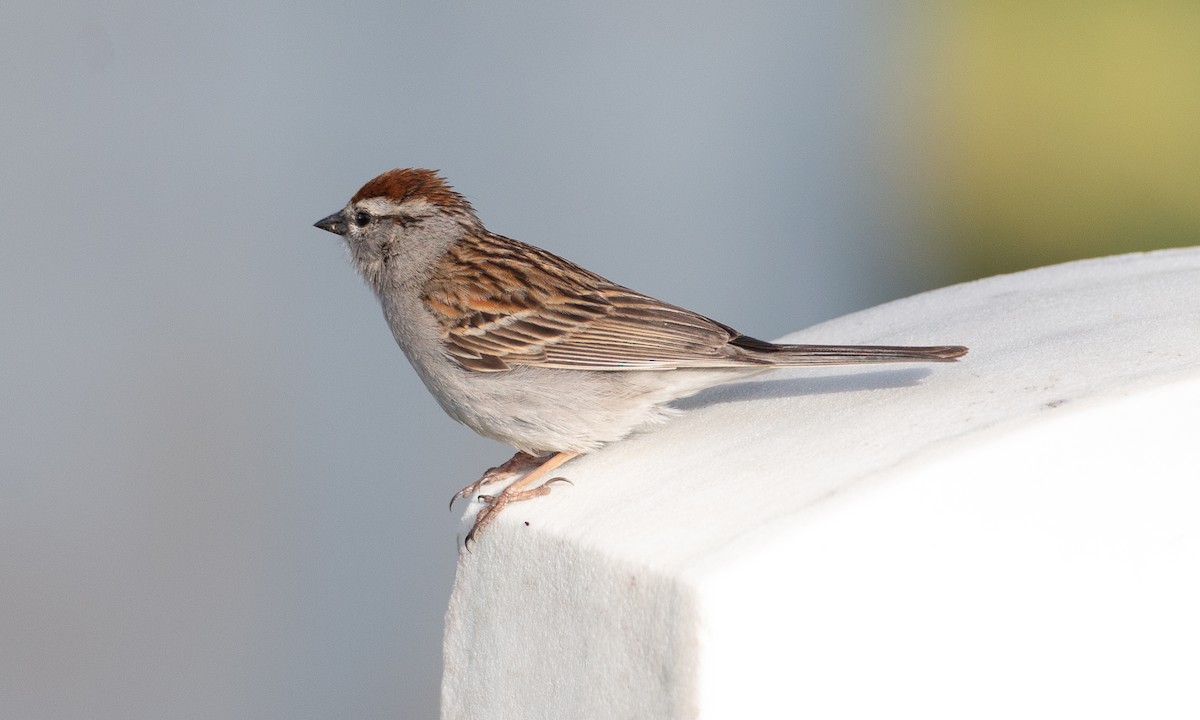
[422,234,751,372]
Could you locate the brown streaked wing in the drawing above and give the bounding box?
[533,289,757,370]
[422,234,751,372]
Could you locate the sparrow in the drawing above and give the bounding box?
[315,168,967,544]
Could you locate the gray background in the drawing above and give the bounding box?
[1,2,952,718]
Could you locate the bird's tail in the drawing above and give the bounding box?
[733,336,968,366]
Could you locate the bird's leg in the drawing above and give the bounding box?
[450,451,545,509]
[464,451,578,547]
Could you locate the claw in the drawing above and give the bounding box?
[457,451,579,549]
[449,472,497,511]
[449,451,545,511]
[449,473,496,511]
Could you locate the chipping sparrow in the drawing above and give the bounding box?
[315,168,967,545]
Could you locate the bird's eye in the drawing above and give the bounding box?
[353,211,371,228]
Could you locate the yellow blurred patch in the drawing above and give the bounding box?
[925,4,1200,276]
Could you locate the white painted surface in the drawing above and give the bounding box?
[442,248,1200,720]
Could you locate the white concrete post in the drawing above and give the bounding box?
[442,247,1200,720]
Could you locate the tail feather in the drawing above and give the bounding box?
[732,335,968,366]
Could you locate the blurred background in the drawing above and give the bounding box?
[1,1,1196,718]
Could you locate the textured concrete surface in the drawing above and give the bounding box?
[443,247,1200,720]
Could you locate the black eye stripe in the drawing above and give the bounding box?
[352,211,417,228]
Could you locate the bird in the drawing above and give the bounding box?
[314,168,967,545]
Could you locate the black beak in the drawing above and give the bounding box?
[314,211,348,236]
